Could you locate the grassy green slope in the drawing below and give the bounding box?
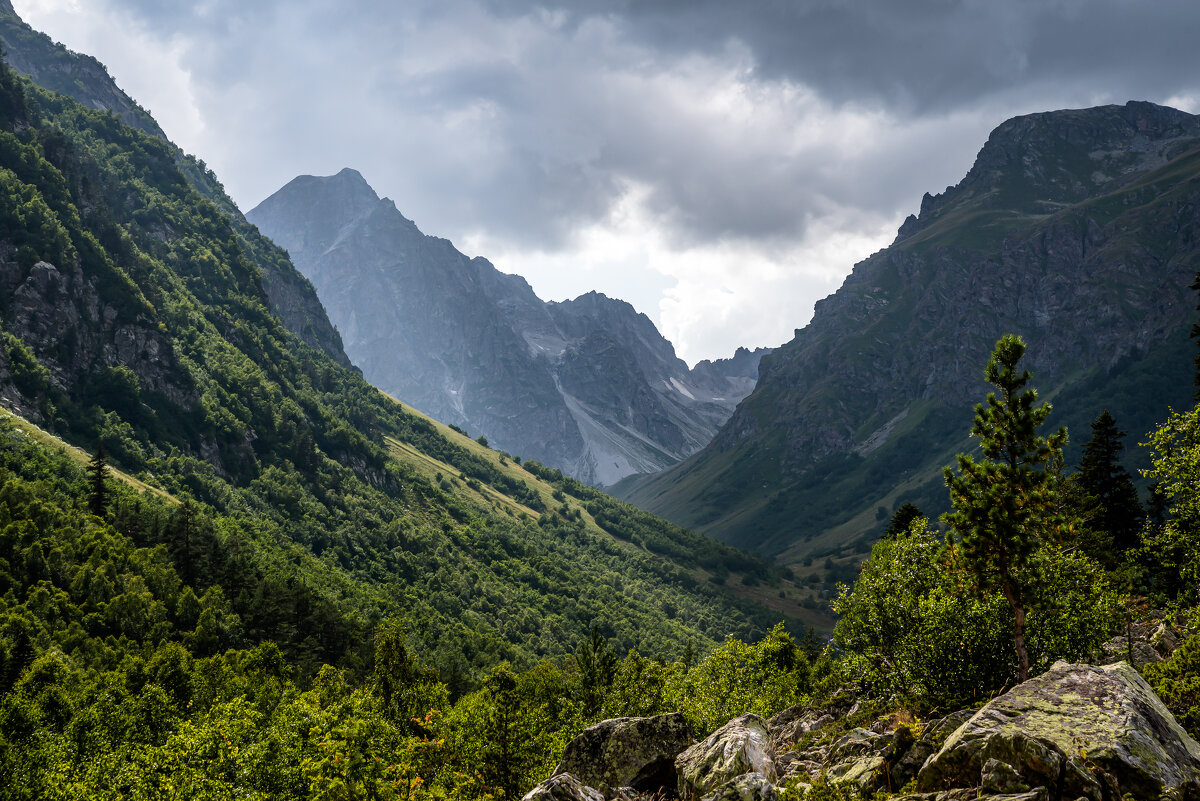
[0,62,804,691]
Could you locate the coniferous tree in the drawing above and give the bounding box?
[574,625,617,719]
[86,443,109,518]
[943,334,1067,683]
[884,503,924,538]
[801,626,822,661]
[1192,268,1200,400]
[1077,410,1143,553]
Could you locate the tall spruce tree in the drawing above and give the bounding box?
[884,502,924,538]
[1078,410,1143,553]
[87,444,109,518]
[1192,268,1200,400]
[943,334,1067,682]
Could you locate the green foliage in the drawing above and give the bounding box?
[667,623,810,733]
[1143,626,1200,740]
[883,502,923,539]
[1139,404,1200,604]
[85,443,108,518]
[943,334,1069,680]
[833,517,1119,709]
[1077,410,1143,553]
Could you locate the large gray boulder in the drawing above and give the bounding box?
[819,727,891,792]
[676,713,777,798]
[700,772,779,801]
[553,712,694,795]
[521,773,604,801]
[917,660,1200,800]
[889,710,976,789]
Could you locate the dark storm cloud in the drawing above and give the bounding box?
[482,0,1200,113]
[83,0,1200,256]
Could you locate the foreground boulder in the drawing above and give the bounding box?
[917,661,1200,800]
[676,713,777,798]
[699,772,779,801]
[522,773,604,801]
[554,712,694,795]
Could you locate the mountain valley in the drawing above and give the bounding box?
[1,2,1200,799]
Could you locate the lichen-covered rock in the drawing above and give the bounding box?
[894,791,1048,801]
[521,773,604,801]
[917,661,1200,800]
[677,714,777,798]
[767,704,837,751]
[699,772,779,801]
[890,709,975,789]
[818,727,892,792]
[1098,635,1163,667]
[554,712,693,795]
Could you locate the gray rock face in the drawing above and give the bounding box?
[553,713,694,795]
[819,727,895,793]
[619,100,1200,556]
[700,772,779,801]
[0,3,351,368]
[521,773,604,801]
[0,254,190,413]
[917,661,1200,800]
[676,714,777,799]
[249,169,766,485]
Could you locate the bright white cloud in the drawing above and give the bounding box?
[13,0,206,154]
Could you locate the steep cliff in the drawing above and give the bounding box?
[249,169,766,485]
[0,1,352,366]
[617,101,1200,562]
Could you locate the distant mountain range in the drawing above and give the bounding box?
[248,169,768,486]
[616,100,1200,575]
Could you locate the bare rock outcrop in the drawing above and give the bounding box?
[917,661,1200,800]
[676,714,777,799]
[553,713,694,797]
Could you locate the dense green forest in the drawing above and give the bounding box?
[3,319,1199,799]
[0,52,814,797]
[1,39,1199,801]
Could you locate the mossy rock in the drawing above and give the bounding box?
[918,661,1200,799]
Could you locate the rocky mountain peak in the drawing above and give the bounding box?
[620,100,1200,558]
[250,170,767,485]
[896,101,1200,243]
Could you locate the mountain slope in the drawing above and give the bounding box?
[0,0,352,367]
[0,42,805,696]
[248,169,767,485]
[616,101,1200,570]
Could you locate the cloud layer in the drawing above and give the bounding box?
[14,0,1200,362]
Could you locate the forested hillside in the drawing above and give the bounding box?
[0,43,822,796]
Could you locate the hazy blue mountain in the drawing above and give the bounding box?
[249,169,767,485]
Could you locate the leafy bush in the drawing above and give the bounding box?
[1143,627,1200,739]
[832,518,1118,709]
[667,623,810,733]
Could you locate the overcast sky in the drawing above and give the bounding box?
[13,1,1200,364]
